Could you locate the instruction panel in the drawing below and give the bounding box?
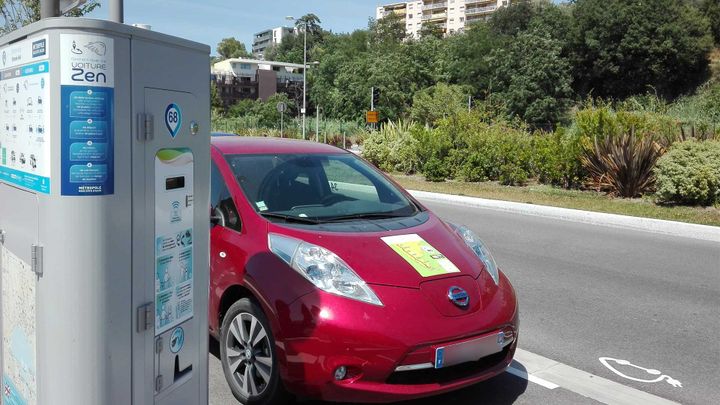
[154,149,195,336]
[0,35,51,194]
[60,34,114,196]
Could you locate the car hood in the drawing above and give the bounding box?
[267,213,487,289]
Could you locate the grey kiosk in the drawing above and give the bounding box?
[0,19,210,405]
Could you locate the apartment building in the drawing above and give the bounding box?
[211,58,304,107]
[376,1,424,38]
[252,26,296,59]
[377,0,510,37]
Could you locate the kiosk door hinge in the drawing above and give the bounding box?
[31,244,43,276]
[137,113,154,141]
[137,302,155,332]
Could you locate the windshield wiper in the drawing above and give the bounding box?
[321,212,411,223]
[260,212,321,224]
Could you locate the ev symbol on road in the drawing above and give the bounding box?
[165,103,182,138]
[599,357,682,388]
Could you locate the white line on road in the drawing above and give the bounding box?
[508,348,680,405]
[506,364,560,390]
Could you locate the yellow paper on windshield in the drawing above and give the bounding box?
[382,234,460,278]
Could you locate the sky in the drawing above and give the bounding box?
[89,0,385,55]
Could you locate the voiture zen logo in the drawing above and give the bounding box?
[71,61,109,84]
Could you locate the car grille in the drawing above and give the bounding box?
[386,346,510,385]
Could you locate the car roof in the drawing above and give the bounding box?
[211,136,349,155]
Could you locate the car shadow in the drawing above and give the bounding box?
[302,363,529,405]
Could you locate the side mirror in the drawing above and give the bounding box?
[210,207,226,227]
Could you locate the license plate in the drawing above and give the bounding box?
[435,331,509,369]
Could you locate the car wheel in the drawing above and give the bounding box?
[220,298,290,405]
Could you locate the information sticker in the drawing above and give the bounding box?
[381,234,460,278]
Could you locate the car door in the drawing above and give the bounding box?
[209,155,248,333]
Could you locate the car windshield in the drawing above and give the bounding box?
[225,153,418,222]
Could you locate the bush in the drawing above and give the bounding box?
[581,129,665,198]
[362,120,421,174]
[423,157,448,182]
[655,141,720,206]
[531,129,586,188]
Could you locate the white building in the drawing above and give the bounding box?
[252,26,296,59]
[212,58,305,106]
[377,0,510,37]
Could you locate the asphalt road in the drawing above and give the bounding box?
[210,199,720,405]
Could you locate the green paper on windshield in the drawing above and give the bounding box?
[382,234,460,278]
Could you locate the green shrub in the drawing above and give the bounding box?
[655,141,720,206]
[362,120,421,174]
[581,129,665,198]
[531,129,585,188]
[423,157,448,182]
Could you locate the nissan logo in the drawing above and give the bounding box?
[447,286,469,308]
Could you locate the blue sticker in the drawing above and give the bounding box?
[61,85,114,196]
[170,327,185,354]
[435,348,444,369]
[165,103,182,138]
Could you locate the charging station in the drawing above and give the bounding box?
[0,18,210,405]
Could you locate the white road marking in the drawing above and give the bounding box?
[509,349,680,405]
[599,357,682,387]
[506,365,560,389]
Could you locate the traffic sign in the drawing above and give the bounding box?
[366,111,379,124]
[277,102,287,113]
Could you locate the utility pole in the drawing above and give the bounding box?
[40,0,60,19]
[109,0,124,23]
[302,20,308,140]
[468,95,472,112]
[316,106,321,143]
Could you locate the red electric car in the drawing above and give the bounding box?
[209,136,519,404]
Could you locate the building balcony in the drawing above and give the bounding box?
[422,12,448,21]
[465,4,498,15]
[464,0,496,5]
[422,2,448,11]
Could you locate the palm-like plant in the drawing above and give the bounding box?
[581,129,665,198]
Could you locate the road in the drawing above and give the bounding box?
[210,199,720,405]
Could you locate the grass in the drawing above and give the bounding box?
[390,174,720,227]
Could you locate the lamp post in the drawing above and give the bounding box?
[287,16,308,140]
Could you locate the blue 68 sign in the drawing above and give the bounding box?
[165,103,183,138]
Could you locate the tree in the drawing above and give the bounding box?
[570,0,713,99]
[369,12,406,45]
[410,83,472,125]
[295,13,323,40]
[1,0,99,34]
[216,37,251,60]
[488,29,573,129]
[446,23,500,96]
[699,0,720,44]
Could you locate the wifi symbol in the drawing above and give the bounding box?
[171,201,181,210]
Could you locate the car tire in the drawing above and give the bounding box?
[220,298,291,405]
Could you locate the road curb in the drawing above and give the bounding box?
[409,190,720,243]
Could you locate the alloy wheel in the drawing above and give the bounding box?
[224,312,273,398]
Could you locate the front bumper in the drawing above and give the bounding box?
[273,274,519,403]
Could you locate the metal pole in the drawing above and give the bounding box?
[343,132,346,150]
[302,21,307,140]
[468,95,472,112]
[316,106,320,142]
[280,110,284,138]
[370,86,374,112]
[109,0,124,23]
[40,0,60,19]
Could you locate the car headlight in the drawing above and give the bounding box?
[455,225,499,286]
[268,233,383,306]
